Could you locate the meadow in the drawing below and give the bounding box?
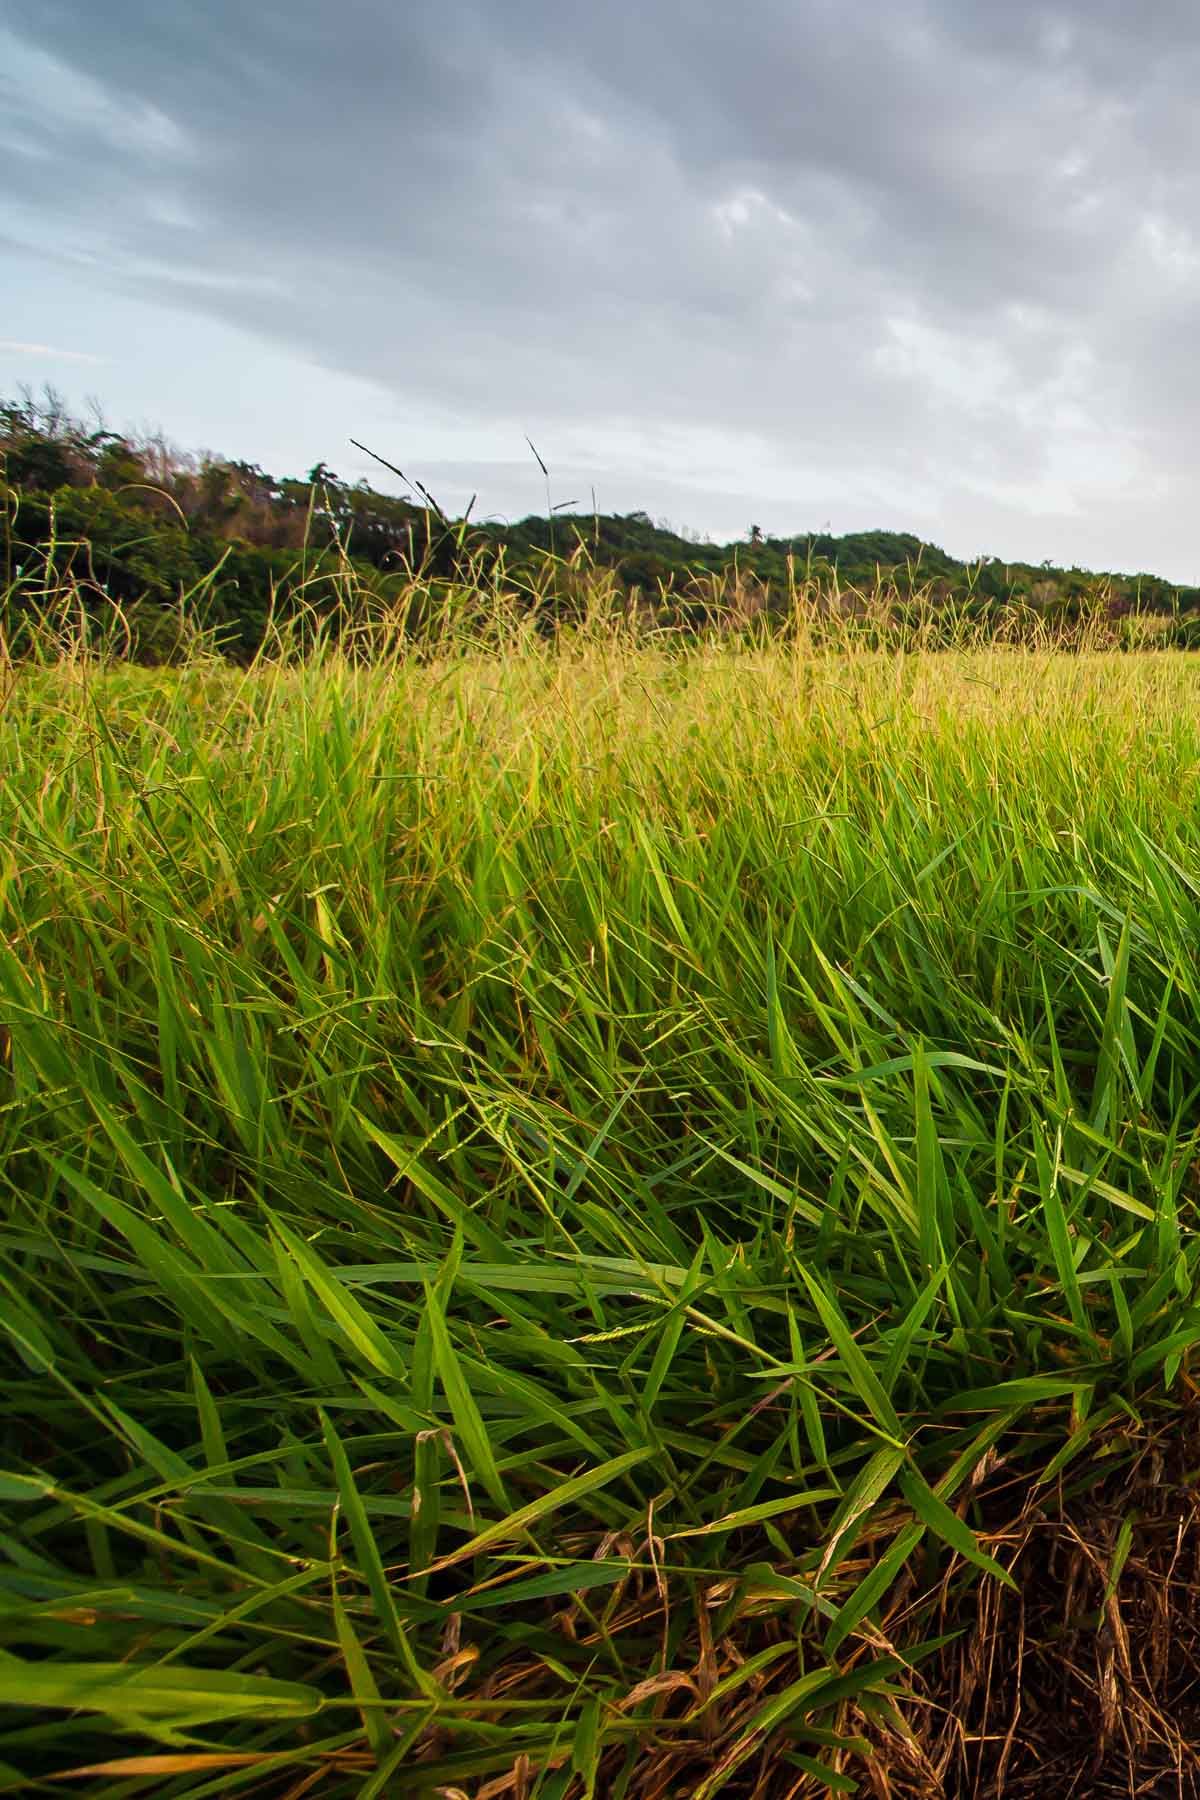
[5,617,1200,1796]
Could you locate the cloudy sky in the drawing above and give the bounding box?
[2,1,1199,575]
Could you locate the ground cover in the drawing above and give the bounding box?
[3,637,1200,1794]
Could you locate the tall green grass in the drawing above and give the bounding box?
[3,634,1200,1793]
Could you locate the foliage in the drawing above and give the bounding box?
[3,626,1200,1791]
[4,387,1199,661]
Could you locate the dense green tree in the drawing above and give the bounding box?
[3,392,1199,659]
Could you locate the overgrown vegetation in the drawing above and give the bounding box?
[4,585,1200,1794]
[5,385,1200,659]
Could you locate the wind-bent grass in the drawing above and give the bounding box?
[4,637,1200,1793]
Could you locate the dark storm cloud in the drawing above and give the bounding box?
[4,0,1200,563]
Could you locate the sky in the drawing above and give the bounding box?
[2,0,1199,577]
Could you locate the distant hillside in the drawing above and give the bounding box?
[3,387,1199,658]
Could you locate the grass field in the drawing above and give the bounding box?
[5,631,1200,1796]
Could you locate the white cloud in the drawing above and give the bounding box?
[0,338,105,363]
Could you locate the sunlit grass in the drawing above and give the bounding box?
[4,632,1200,1793]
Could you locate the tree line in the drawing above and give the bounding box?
[3,386,1198,659]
